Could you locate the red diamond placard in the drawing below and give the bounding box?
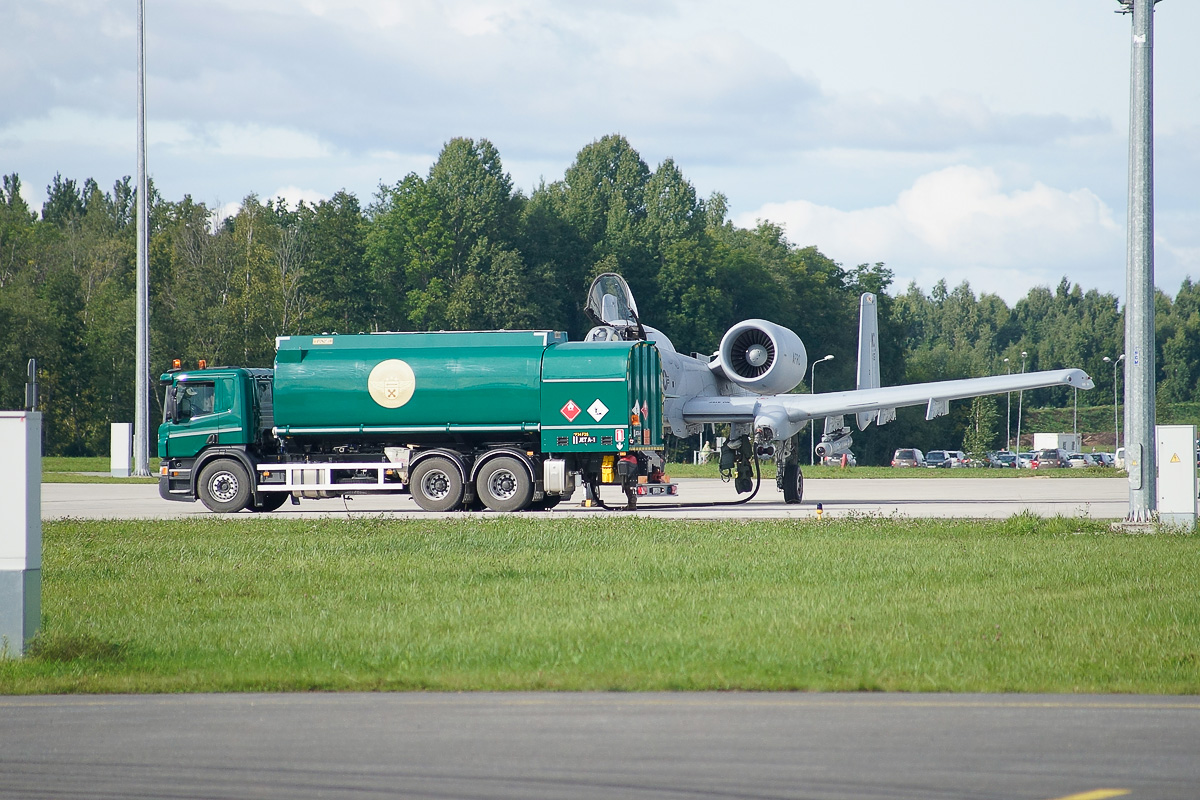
[560,399,581,422]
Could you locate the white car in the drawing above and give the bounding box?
[1067,452,1096,468]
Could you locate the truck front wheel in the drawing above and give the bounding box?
[198,459,252,513]
[410,456,465,512]
[476,456,534,512]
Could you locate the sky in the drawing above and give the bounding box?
[3,0,1198,305]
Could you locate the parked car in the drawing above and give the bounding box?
[891,448,925,467]
[1018,452,1036,468]
[926,450,966,468]
[987,451,1018,468]
[1115,447,1125,469]
[821,453,858,467]
[1093,452,1115,468]
[1032,448,1072,469]
[1067,452,1096,468]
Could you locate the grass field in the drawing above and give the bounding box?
[41,457,159,484]
[3,516,1195,694]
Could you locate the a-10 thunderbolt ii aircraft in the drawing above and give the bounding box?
[582,273,1094,504]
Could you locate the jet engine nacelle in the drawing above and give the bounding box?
[717,319,808,395]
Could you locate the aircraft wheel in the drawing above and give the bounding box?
[198,458,252,513]
[476,456,534,512]
[782,462,804,504]
[410,456,465,512]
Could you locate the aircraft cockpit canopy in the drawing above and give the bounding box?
[584,273,646,341]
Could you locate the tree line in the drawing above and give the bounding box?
[2,134,1195,461]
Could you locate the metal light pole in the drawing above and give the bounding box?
[133,0,151,477]
[1015,351,1027,465]
[1003,357,1011,451]
[809,354,834,466]
[1104,354,1126,456]
[1117,0,1160,520]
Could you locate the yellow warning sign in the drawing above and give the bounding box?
[1170,453,1181,463]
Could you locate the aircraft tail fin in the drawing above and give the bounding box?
[856,293,895,430]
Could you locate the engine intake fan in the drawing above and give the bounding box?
[718,319,808,395]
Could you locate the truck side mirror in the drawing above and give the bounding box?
[166,385,179,424]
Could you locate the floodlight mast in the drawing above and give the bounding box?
[133,0,151,477]
[1118,0,1160,521]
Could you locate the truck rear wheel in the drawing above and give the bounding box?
[410,456,464,512]
[476,456,534,512]
[198,459,252,513]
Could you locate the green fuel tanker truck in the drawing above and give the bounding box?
[157,330,676,513]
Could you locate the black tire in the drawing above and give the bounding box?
[782,462,804,504]
[475,456,534,512]
[198,458,252,513]
[410,456,464,512]
[248,492,289,512]
[529,494,562,511]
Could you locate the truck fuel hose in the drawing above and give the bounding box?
[585,456,762,511]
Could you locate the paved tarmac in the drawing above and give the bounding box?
[43,476,1132,520]
[2,692,1197,799]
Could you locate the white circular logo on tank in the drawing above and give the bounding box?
[368,359,416,409]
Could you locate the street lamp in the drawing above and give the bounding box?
[1103,354,1125,456]
[810,354,834,466]
[1015,351,1027,465]
[1003,357,1011,451]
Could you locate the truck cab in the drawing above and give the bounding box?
[158,366,274,505]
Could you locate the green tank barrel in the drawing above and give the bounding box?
[273,331,566,435]
[539,340,663,453]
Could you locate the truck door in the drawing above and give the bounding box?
[212,376,244,446]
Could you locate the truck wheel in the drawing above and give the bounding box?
[476,456,534,512]
[248,492,288,512]
[529,494,562,511]
[410,456,464,512]
[198,459,252,513]
[782,462,804,504]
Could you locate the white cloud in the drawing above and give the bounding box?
[737,166,1126,303]
[269,185,328,209]
[203,124,333,160]
[0,109,130,150]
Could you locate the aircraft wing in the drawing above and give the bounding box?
[680,369,1094,433]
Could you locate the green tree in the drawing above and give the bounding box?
[963,395,1000,458]
[303,191,367,333]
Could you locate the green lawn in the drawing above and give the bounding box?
[41,457,158,484]
[3,516,1195,694]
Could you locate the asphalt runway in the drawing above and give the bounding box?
[43,476,1132,520]
[1,693,1197,799]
